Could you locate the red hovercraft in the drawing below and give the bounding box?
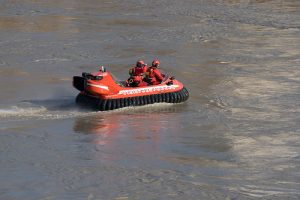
[73,67,189,111]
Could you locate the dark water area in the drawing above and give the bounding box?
[1,0,300,199]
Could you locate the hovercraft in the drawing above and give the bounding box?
[73,68,189,111]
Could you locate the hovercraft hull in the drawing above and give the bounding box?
[76,87,189,111]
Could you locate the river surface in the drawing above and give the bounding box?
[1,0,300,199]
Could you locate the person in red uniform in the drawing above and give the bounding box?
[127,60,148,87]
[145,59,164,85]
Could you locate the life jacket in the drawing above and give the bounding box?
[127,76,148,87]
[129,66,147,76]
[146,67,163,85]
[127,66,148,87]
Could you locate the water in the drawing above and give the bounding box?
[1,0,300,199]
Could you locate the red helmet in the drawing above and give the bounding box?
[136,60,145,68]
[152,59,160,67]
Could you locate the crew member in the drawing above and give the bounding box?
[127,60,148,87]
[145,59,164,85]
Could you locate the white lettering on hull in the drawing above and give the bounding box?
[118,85,180,95]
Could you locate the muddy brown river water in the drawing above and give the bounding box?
[1,0,300,199]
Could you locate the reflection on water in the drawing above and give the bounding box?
[74,114,122,146]
[72,107,184,165]
[73,104,184,144]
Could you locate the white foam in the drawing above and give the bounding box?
[0,101,180,121]
[0,106,47,117]
[0,105,88,121]
[105,102,178,114]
